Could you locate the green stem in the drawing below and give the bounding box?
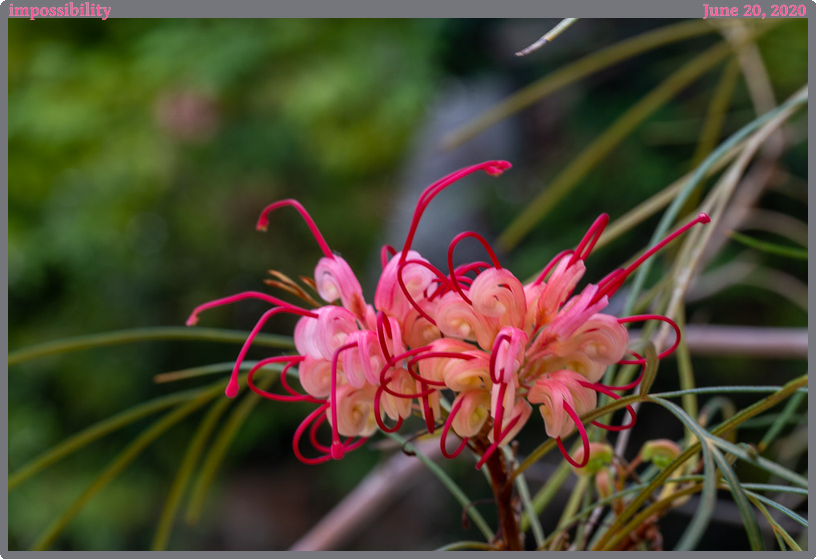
[9,327,293,367]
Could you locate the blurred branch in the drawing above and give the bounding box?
[442,19,716,149]
[498,39,736,251]
[685,254,808,312]
[655,85,807,350]
[678,325,807,359]
[691,58,741,167]
[515,18,579,57]
[289,439,444,551]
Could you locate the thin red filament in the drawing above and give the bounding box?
[256,199,334,260]
[617,314,681,363]
[406,352,476,387]
[592,213,710,303]
[400,161,511,264]
[247,356,321,404]
[555,401,590,468]
[440,397,469,459]
[293,404,333,465]
[380,245,397,269]
[225,305,318,398]
[579,380,638,431]
[329,342,358,460]
[447,231,502,305]
[373,384,405,433]
[397,259,455,326]
[186,291,313,326]
[489,330,514,384]
[532,249,574,287]
[475,412,523,470]
[568,213,609,266]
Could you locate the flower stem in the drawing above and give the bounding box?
[473,434,524,550]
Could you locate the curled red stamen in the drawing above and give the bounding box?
[555,401,590,468]
[186,291,314,326]
[454,261,492,277]
[380,245,397,269]
[309,412,332,452]
[278,357,308,397]
[377,347,437,399]
[373,385,405,433]
[247,356,321,404]
[579,380,638,431]
[329,342,358,460]
[397,259,454,326]
[406,352,476,387]
[602,350,645,391]
[376,312,395,362]
[493,382,508,441]
[225,305,318,398]
[440,397,469,459]
[400,161,512,264]
[532,250,574,286]
[569,213,609,266]
[617,314,681,363]
[448,232,502,304]
[475,412,523,470]
[293,404,332,465]
[592,213,711,303]
[489,331,513,384]
[256,199,334,260]
[421,391,436,434]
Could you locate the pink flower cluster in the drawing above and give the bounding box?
[187,161,709,469]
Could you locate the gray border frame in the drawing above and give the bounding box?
[4,1,811,555]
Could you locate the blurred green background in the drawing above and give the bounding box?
[9,18,807,550]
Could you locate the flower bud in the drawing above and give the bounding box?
[594,468,613,499]
[570,442,614,476]
[640,439,682,468]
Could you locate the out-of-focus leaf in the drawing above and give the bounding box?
[727,231,808,260]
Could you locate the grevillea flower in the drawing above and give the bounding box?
[187,160,709,470]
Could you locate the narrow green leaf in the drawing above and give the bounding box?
[749,496,800,551]
[29,390,218,550]
[592,374,807,550]
[184,374,276,525]
[9,327,294,366]
[643,398,718,551]
[740,483,808,495]
[521,460,570,532]
[651,386,807,398]
[707,437,808,489]
[727,231,808,260]
[759,391,805,452]
[505,448,545,547]
[744,490,807,528]
[710,447,764,550]
[9,385,215,490]
[151,396,234,550]
[638,341,659,397]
